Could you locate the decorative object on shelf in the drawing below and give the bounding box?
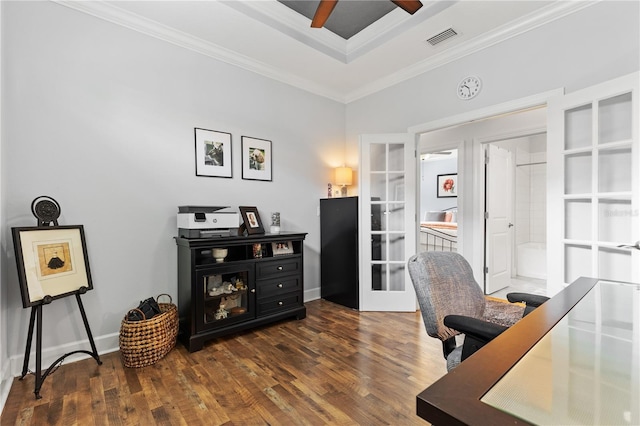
[12,225,93,308]
[253,243,263,258]
[239,206,265,234]
[194,128,233,178]
[457,75,482,100]
[437,173,457,198]
[241,136,272,181]
[31,195,61,226]
[212,248,228,263]
[270,212,281,234]
[335,166,353,197]
[272,241,294,256]
[214,304,228,320]
[119,294,178,368]
[327,183,333,198]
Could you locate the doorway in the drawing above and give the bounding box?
[483,133,547,297]
[414,97,553,295]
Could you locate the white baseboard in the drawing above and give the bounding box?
[304,286,320,303]
[9,332,120,378]
[0,362,13,416]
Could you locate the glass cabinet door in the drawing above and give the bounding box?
[196,264,255,330]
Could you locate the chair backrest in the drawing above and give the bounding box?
[408,252,485,342]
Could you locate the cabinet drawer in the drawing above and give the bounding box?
[257,293,301,316]
[256,257,301,279]
[257,276,301,299]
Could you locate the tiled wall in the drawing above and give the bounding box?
[515,135,547,246]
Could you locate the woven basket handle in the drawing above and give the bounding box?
[157,293,173,304]
[125,308,146,321]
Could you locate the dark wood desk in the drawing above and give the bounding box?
[416,277,601,425]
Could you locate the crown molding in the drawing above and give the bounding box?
[52,0,596,105]
[52,0,347,103]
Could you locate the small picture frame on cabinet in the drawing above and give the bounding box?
[271,241,293,256]
[239,206,265,234]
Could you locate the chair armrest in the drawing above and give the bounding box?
[506,292,550,307]
[444,315,508,362]
[444,315,507,342]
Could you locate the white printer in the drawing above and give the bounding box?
[177,206,240,238]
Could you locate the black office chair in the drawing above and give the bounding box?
[408,251,548,371]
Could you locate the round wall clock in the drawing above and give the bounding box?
[457,76,482,100]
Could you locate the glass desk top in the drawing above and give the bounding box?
[481,280,640,425]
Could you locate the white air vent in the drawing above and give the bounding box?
[426,28,457,46]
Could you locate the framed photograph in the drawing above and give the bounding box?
[12,225,93,308]
[194,128,233,178]
[239,206,265,234]
[437,173,457,198]
[241,136,272,181]
[272,241,294,256]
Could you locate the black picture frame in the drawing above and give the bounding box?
[239,206,265,234]
[241,136,272,181]
[194,128,233,178]
[437,173,457,198]
[12,225,93,308]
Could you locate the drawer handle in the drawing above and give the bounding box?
[278,301,283,306]
[277,283,283,288]
[277,266,283,271]
[250,288,256,293]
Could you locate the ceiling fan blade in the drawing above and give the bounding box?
[311,0,339,28]
[391,0,423,14]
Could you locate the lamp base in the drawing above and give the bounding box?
[340,185,347,197]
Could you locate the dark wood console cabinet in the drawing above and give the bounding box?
[175,232,307,352]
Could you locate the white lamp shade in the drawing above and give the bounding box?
[335,167,353,186]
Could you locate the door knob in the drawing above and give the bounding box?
[617,241,640,250]
[508,223,514,228]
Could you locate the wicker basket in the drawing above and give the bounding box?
[119,294,179,368]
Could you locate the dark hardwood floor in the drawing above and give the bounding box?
[1,299,446,425]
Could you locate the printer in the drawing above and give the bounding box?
[177,206,240,238]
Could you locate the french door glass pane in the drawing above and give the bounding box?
[372,264,386,291]
[565,152,592,194]
[389,173,405,201]
[388,234,405,261]
[598,247,632,282]
[388,143,405,170]
[598,147,632,193]
[564,244,591,283]
[598,199,632,243]
[370,173,387,201]
[565,104,592,150]
[388,203,405,231]
[370,144,386,171]
[598,93,632,144]
[372,234,384,261]
[565,199,591,240]
[389,264,405,291]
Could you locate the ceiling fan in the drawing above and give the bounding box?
[311,0,423,28]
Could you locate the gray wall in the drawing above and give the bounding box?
[0,0,344,382]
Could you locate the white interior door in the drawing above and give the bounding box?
[359,133,416,311]
[485,144,512,294]
[547,72,639,295]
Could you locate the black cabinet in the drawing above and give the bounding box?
[320,197,359,309]
[175,232,307,352]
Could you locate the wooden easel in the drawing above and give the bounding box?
[18,196,102,399]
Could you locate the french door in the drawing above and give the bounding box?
[547,72,639,295]
[359,134,416,311]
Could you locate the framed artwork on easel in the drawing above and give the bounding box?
[12,225,93,308]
